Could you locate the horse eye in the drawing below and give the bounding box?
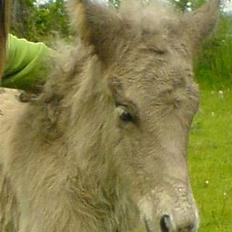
[117,105,134,122]
[119,109,133,122]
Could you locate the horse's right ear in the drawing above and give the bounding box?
[68,0,122,63]
[183,0,220,54]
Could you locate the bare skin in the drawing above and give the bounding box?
[0,0,219,231]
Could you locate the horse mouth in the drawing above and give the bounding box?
[144,217,153,232]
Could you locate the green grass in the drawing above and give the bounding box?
[189,88,232,232]
[190,14,232,231]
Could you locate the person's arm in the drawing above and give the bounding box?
[2,34,53,91]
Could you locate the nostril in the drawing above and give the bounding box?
[160,215,171,232]
[188,223,196,232]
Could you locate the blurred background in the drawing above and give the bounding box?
[11,0,232,89]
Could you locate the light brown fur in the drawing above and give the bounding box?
[0,1,219,231]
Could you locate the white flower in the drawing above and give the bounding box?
[219,90,224,94]
[218,90,224,99]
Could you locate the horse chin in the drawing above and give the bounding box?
[137,196,155,231]
[144,217,153,232]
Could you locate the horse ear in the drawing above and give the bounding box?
[183,0,220,53]
[68,0,122,62]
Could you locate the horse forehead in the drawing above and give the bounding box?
[120,40,189,71]
[118,54,191,87]
[121,66,194,105]
[112,37,192,94]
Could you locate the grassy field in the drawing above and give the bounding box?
[189,88,232,232]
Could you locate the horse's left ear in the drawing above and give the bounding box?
[68,0,122,63]
[183,0,220,53]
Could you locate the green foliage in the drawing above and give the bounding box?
[11,0,69,43]
[33,0,69,42]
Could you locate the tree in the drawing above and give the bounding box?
[11,0,35,38]
[11,0,69,43]
[33,0,69,42]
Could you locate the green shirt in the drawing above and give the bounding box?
[2,34,52,91]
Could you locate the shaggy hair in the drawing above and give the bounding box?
[0,0,219,231]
